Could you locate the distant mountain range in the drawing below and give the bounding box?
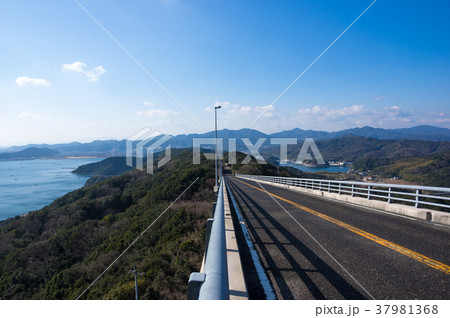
[0,147,59,160]
[270,125,450,141]
[1,125,450,157]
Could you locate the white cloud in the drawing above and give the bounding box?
[374,96,387,101]
[62,61,86,73]
[215,101,226,108]
[16,76,52,87]
[424,111,445,117]
[228,105,251,115]
[295,104,428,130]
[298,104,364,117]
[85,66,107,82]
[433,118,450,124]
[144,101,156,107]
[208,100,450,132]
[214,101,274,117]
[18,112,47,120]
[255,104,275,118]
[208,101,280,132]
[62,61,107,82]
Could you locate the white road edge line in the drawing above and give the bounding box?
[225,179,277,300]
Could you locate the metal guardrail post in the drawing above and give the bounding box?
[236,175,450,210]
[388,187,392,203]
[415,189,422,208]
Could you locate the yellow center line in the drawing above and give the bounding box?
[231,177,450,275]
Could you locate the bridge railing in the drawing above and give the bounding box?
[236,174,450,211]
[187,178,229,300]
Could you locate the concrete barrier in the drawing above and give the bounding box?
[223,182,248,300]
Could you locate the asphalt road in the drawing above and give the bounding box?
[226,176,450,300]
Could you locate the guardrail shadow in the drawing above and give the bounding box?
[227,178,366,300]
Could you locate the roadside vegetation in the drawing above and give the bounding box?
[260,136,450,186]
[0,149,306,300]
[0,150,215,299]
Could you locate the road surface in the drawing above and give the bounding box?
[226,176,450,300]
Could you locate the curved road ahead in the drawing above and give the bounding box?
[226,176,450,300]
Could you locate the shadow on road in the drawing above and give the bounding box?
[227,178,366,300]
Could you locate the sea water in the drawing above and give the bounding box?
[281,162,349,173]
[0,158,103,221]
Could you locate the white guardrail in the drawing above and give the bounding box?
[187,178,229,300]
[236,175,450,211]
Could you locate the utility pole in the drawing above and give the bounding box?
[214,105,221,192]
[128,264,144,300]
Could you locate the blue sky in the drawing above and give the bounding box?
[1,0,449,146]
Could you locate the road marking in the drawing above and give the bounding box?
[232,177,450,275]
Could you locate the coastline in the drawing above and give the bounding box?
[0,156,106,162]
[63,156,105,159]
[0,157,104,221]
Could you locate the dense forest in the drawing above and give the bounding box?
[0,150,216,299]
[0,150,299,299]
[365,151,450,186]
[72,157,133,176]
[261,136,450,186]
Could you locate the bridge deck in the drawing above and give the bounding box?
[226,176,450,300]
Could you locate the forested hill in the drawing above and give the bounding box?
[259,136,450,186]
[72,157,133,176]
[0,149,217,300]
[313,137,450,186]
[262,136,450,164]
[0,147,59,160]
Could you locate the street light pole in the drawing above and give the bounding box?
[128,264,144,300]
[214,105,221,191]
[133,264,139,300]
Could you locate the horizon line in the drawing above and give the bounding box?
[0,124,449,149]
